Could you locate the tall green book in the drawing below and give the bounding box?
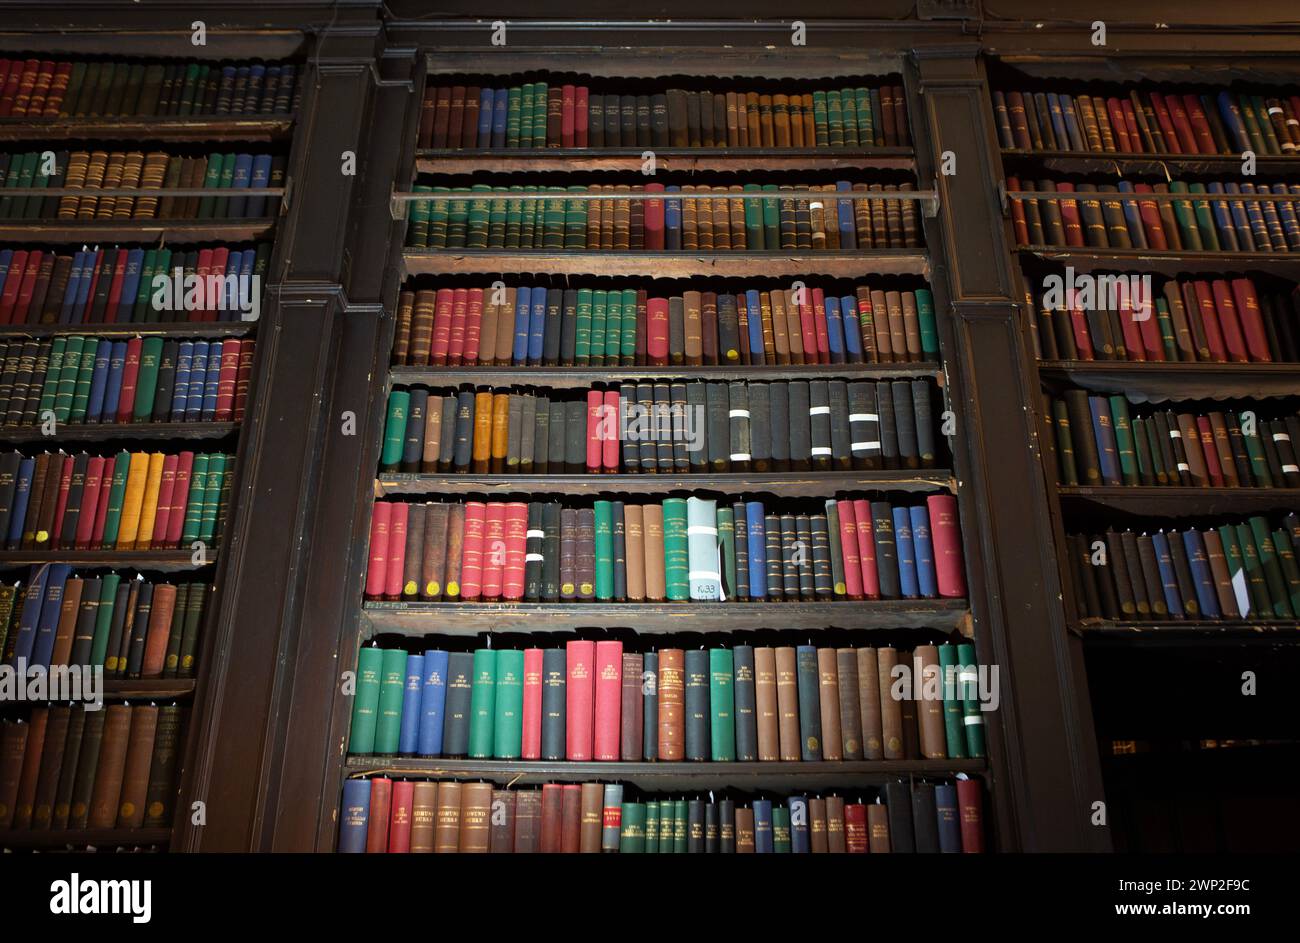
[532,82,548,146]
[1166,182,1203,250]
[594,500,614,600]
[1107,395,1139,485]
[709,648,735,761]
[937,643,968,759]
[100,451,132,548]
[761,184,781,249]
[133,337,164,421]
[407,183,432,248]
[71,338,97,423]
[657,800,673,854]
[915,288,939,359]
[589,289,607,366]
[673,798,688,853]
[505,86,522,146]
[743,183,764,249]
[619,802,647,853]
[620,288,638,364]
[604,290,621,363]
[542,187,566,250]
[662,498,690,601]
[854,87,873,145]
[55,335,83,422]
[1155,298,1178,360]
[956,641,986,757]
[197,152,225,219]
[811,91,829,146]
[493,649,524,759]
[348,646,384,753]
[1234,523,1271,617]
[447,189,470,247]
[374,648,408,753]
[519,83,535,145]
[180,453,209,545]
[1186,183,1221,250]
[717,506,737,600]
[1241,425,1272,486]
[1272,528,1300,617]
[467,648,497,758]
[772,805,792,853]
[565,185,587,250]
[1249,516,1292,617]
[381,390,409,468]
[88,574,122,669]
[199,454,225,544]
[573,287,593,364]
[426,185,450,249]
[466,183,491,249]
[38,336,65,418]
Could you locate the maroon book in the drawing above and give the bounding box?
[957,777,985,852]
[592,640,623,761]
[561,783,582,853]
[620,652,644,761]
[387,780,413,853]
[365,777,392,853]
[539,782,564,852]
[926,494,967,598]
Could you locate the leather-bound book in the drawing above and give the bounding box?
[539,783,564,852]
[957,777,985,852]
[560,783,582,853]
[884,780,916,853]
[683,648,711,761]
[841,803,866,853]
[429,780,460,852]
[813,647,842,761]
[641,651,658,761]
[773,646,801,761]
[935,783,961,853]
[533,647,566,761]
[576,507,596,600]
[29,705,69,830]
[866,801,891,852]
[592,639,622,760]
[620,651,643,761]
[87,703,132,828]
[115,704,158,827]
[559,507,577,599]
[578,782,603,853]
[752,646,780,761]
[732,644,758,761]
[688,799,706,853]
[765,513,786,598]
[643,502,667,600]
[365,777,392,852]
[793,644,823,761]
[407,781,437,853]
[927,494,967,598]
[735,806,756,852]
[657,647,685,760]
[876,646,904,759]
[510,789,539,853]
[565,639,595,760]
[914,644,947,758]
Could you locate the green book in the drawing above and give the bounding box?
[348,646,384,753]
[381,390,409,469]
[505,86,522,146]
[180,453,209,545]
[827,90,846,146]
[160,583,189,679]
[914,289,939,359]
[811,91,829,146]
[1235,523,1272,619]
[176,583,206,678]
[1186,183,1221,250]
[532,82,548,146]
[488,194,508,248]
[673,798,688,853]
[589,289,607,366]
[542,187,565,250]
[761,184,781,249]
[426,185,450,249]
[55,335,83,423]
[197,152,225,219]
[12,151,37,218]
[467,648,497,758]
[743,183,764,249]
[824,499,846,596]
[374,648,408,753]
[1166,182,1203,251]
[662,498,690,601]
[1249,517,1292,618]
[38,336,65,418]
[594,500,614,600]
[493,649,524,759]
[133,337,164,421]
[603,290,621,363]
[619,802,647,853]
[0,586,14,669]
[408,183,432,248]
[956,641,986,757]
[1107,395,1139,485]
[466,183,490,249]
[1252,95,1282,152]
[100,451,132,548]
[565,185,587,250]
[620,288,638,364]
[1272,528,1300,617]
[644,800,660,854]
[1241,421,1273,486]
[504,184,524,249]
[518,185,537,248]
[937,643,968,759]
[709,648,735,761]
[717,506,737,600]
[199,453,225,544]
[1155,298,1178,360]
[134,249,159,322]
[446,189,470,248]
[519,82,535,146]
[88,573,122,669]
[854,87,873,146]
[573,287,593,364]
[64,62,88,116]
[772,805,792,852]
[840,87,859,146]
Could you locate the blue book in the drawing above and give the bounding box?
[1216,90,1251,152]
[491,88,509,148]
[1241,184,1272,249]
[753,799,774,853]
[1273,183,1300,247]
[909,504,937,597]
[417,649,449,756]
[1088,395,1121,485]
[1223,182,1256,250]
[788,796,810,853]
[398,652,425,754]
[29,563,73,669]
[1182,529,1221,618]
[1046,92,1070,149]
[935,783,961,853]
[477,87,495,146]
[337,778,371,853]
[202,340,222,419]
[511,285,532,364]
[102,341,128,420]
[118,248,145,322]
[9,562,49,665]
[745,501,767,598]
[836,180,856,248]
[893,506,918,598]
[0,249,12,297]
[745,289,764,361]
[85,339,112,422]
[237,248,258,321]
[58,250,84,323]
[173,341,194,419]
[228,153,254,218]
[1116,181,1148,249]
[247,63,265,107]
[1204,182,1239,251]
[527,287,547,364]
[824,295,845,362]
[6,458,34,548]
[246,155,273,218]
[840,294,863,359]
[187,340,209,421]
[277,64,296,112]
[664,186,682,249]
[1150,531,1184,618]
[73,249,98,320]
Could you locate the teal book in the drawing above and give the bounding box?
[619,802,647,853]
[914,289,939,359]
[574,287,593,364]
[493,648,524,758]
[589,289,608,366]
[956,641,986,757]
[381,390,409,469]
[55,335,83,422]
[374,647,408,753]
[594,500,614,600]
[673,798,688,853]
[620,289,638,364]
[937,643,967,759]
[644,800,660,854]
[348,646,384,753]
[772,805,792,853]
[467,648,497,758]
[88,574,122,669]
[662,498,690,601]
[709,647,735,761]
[604,290,622,363]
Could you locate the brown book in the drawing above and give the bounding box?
[579,781,603,852]
[772,93,792,147]
[539,783,563,852]
[513,790,540,852]
[642,503,666,600]
[49,577,82,668]
[116,704,158,827]
[1177,413,1209,484]
[683,290,703,366]
[1208,412,1239,487]
[489,788,514,853]
[816,647,843,761]
[433,780,461,852]
[422,396,443,472]
[825,795,847,852]
[443,504,466,600]
[410,290,436,365]
[774,646,801,761]
[753,645,780,761]
[561,783,582,853]
[914,645,947,759]
[392,290,414,365]
[836,649,864,760]
[620,652,643,761]
[867,801,892,852]
[1,720,29,828]
[457,780,493,852]
[51,709,87,829]
[657,648,685,761]
[808,797,828,852]
[735,806,755,852]
[1203,529,1239,618]
[421,503,449,600]
[746,92,762,146]
[877,646,904,759]
[30,705,70,829]
[623,504,646,600]
[857,647,884,759]
[409,783,438,852]
[87,704,132,828]
[140,583,177,678]
[490,393,510,474]
[472,391,492,473]
[494,288,516,365]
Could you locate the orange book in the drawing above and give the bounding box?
[134,452,166,549]
[115,451,150,548]
[140,583,178,678]
[471,391,493,472]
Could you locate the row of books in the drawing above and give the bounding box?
[1069,514,1300,621]
[0,449,233,552]
[1050,391,1300,489]
[381,378,939,475]
[0,150,284,221]
[391,283,938,368]
[1,570,206,677]
[0,244,270,326]
[406,182,923,252]
[0,57,297,118]
[994,87,1300,157]
[420,82,910,151]
[0,704,182,832]
[1031,274,1300,364]
[364,495,967,603]
[340,777,983,854]
[1007,176,1300,254]
[348,640,985,763]
[0,336,253,428]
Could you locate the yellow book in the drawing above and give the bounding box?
[134,452,166,550]
[115,451,150,549]
[471,391,493,472]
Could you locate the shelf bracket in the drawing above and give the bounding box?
[389,188,409,222]
[922,190,941,218]
[996,179,1009,217]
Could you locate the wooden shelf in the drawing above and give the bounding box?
[1036,360,1300,402]
[344,757,984,792]
[0,550,214,572]
[362,598,970,636]
[1018,246,1300,277]
[1002,148,1300,177]
[0,827,170,849]
[1077,618,1300,643]
[417,146,916,175]
[17,679,198,704]
[0,321,256,339]
[377,469,954,498]
[0,218,275,245]
[391,362,943,389]
[0,115,294,144]
[402,249,928,280]
[1,421,239,443]
[1057,485,1300,517]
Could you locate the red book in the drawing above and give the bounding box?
[601,390,620,470]
[1230,277,1272,362]
[448,287,468,366]
[428,86,451,148]
[1197,416,1225,487]
[14,250,41,322]
[592,639,622,761]
[1132,290,1164,362]
[574,87,589,147]
[811,287,830,362]
[1116,293,1146,361]
[643,182,665,250]
[1133,184,1168,250]
[1068,305,1095,360]
[91,454,119,547]
[166,452,193,547]
[45,62,71,116]
[1055,182,1085,248]
[1163,93,1200,154]
[51,455,73,546]
[635,289,649,365]
[459,502,486,600]
[116,337,142,422]
[150,453,179,547]
[521,647,544,760]
[851,497,879,599]
[844,802,868,853]
[234,339,255,421]
[1211,280,1249,363]
[1105,98,1132,152]
[565,639,595,760]
[193,249,214,320]
[956,777,985,852]
[480,502,507,600]
[647,296,670,365]
[560,783,582,853]
[539,783,563,853]
[76,456,106,549]
[585,390,602,473]
[798,292,819,363]
[1005,176,1029,246]
[561,84,576,148]
[835,499,864,598]
[0,61,22,116]
[1148,93,1182,154]
[1005,92,1033,150]
[462,287,483,364]
[1192,280,1228,361]
[384,502,408,599]
[1120,100,1143,150]
[388,779,414,853]
[927,494,967,598]
[430,287,453,365]
[214,342,240,421]
[365,777,392,853]
[1182,94,1218,155]
[0,249,27,323]
[102,249,128,323]
[502,501,528,601]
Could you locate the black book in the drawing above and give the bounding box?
[588,94,605,148]
[685,92,702,147]
[779,515,800,598]
[641,650,658,761]
[151,340,179,422]
[716,293,741,363]
[720,798,736,853]
[891,380,918,469]
[686,382,708,472]
[913,379,936,467]
[102,582,133,678]
[620,387,640,472]
[547,399,566,475]
[827,380,851,470]
[808,380,832,471]
[543,288,564,365]
[705,801,719,854]
[636,383,658,471]
[453,390,475,470]
[1104,531,1137,617]
[884,781,917,853]
[402,388,428,472]
[872,501,900,598]
[603,93,621,146]
[524,503,544,601]
[795,644,823,761]
[650,93,670,146]
[532,394,551,473]
[876,380,899,469]
[59,453,89,546]
[810,514,833,598]
[732,644,757,761]
[441,652,474,755]
[795,515,815,599]
[911,782,940,853]
[0,452,20,541]
[668,297,685,365]
[124,582,154,678]
[540,647,567,760]
[541,502,561,601]
[438,396,457,472]
[748,382,772,472]
[697,91,714,147]
[68,576,101,667]
[519,394,536,473]
[764,513,784,597]
[768,381,790,471]
[653,383,674,472]
[786,380,811,471]
[687,799,706,853]
[611,500,627,601]
[564,398,586,472]
[732,502,751,599]
[683,648,711,761]
[635,95,652,147]
[705,381,729,471]
[560,289,579,366]
[1119,530,1151,617]
[619,95,637,146]
[726,380,751,472]
[670,382,689,471]
[848,381,879,470]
